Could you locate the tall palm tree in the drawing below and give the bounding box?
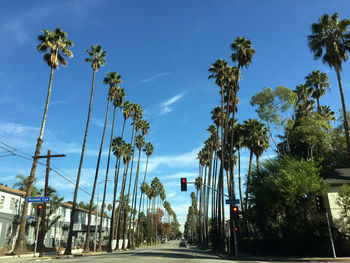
[308,12,350,167]
[242,119,267,227]
[108,137,125,251]
[115,142,133,248]
[108,101,133,251]
[122,104,143,248]
[294,84,315,119]
[136,142,154,246]
[82,45,108,253]
[130,124,149,247]
[67,69,119,254]
[305,70,330,113]
[13,28,73,255]
[98,87,125,251]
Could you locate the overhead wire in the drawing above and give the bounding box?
[0,141,96,198]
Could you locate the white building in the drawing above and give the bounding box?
[0,184,111,252]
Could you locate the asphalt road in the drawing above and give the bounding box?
[2,240,350,263]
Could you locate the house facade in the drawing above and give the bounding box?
[0,185,110,252]
[324,168,350,236]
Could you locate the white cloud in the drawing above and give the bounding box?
[141,72,169,83]
[159,93,185,116]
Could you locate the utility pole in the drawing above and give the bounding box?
[36,150,65,257]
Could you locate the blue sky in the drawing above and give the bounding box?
[1,0,350,231]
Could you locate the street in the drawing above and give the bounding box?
[2,240,350,263]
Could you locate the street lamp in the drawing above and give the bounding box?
[94,179,112,252]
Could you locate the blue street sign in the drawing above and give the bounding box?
[27,196,50,203]
[225,199,240,205]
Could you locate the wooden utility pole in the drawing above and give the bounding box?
[36,150,65,257]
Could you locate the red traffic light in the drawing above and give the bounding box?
[235,226,238,232]
[180,178,187,191]
[233,206,238,212]
[38,205,43,209]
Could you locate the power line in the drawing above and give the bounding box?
[0,141,95,198]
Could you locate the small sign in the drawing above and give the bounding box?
[27,196,50,203]
[225,199,240,205]
[26,215,35,219]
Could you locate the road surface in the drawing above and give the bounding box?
[2,240,349,262]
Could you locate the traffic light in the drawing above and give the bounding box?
[180,178,187,191]
[234,226,239,232]
[315,195,325,212]
[36,204,43,216]
[232,205,239,220]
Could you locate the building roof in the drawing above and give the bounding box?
[324,168,350,185]
[0,184,26,197]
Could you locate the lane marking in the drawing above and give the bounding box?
[156,249,172,258]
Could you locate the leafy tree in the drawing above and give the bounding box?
[250,86,297,150]
[14,28,73,255]
[336,184,350,235]
[249,157,328,241]
[37,187,63,253]
[308,12,350,167]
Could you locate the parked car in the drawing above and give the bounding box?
[162,238,167,244]
[179,239,187,247]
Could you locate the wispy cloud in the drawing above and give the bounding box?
[159,93,184,115]
[91,117,111,129]
[141,72,170,83]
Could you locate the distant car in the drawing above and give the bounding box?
[179,240,187,247]
[162,238,167,244]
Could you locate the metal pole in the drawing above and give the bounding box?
[325,211,336,258]
[34,217,41,257]
[94,182,100,252]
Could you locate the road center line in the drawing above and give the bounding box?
[156,249,172,258]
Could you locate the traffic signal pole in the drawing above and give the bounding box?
[36,150,65,257]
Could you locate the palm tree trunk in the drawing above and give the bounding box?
[98,106,117,251]
[84,72,108,253]
[109,117,127,251]
[244,150,254,234]
[65,70,101,255]
[115,164,129,248]
[13,67,54,255]
[136,156,149,246]
[335,67,350,167]
[122,125,136,249]
[130,148,142,248]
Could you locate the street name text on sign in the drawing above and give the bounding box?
[27,196,50,203]
[225,199,240,205]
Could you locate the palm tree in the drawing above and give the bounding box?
[98,87,125,251]
[115,142,133,248]
[242,119,267,228]
[294,84,315,119]
[130,126,149,247]
[13,175,39,196]
[82,45,108,253]
[122,104,143,248]
[13,28,73,255]
[69,70,119,254]
[109,101,133,251]
[308,12,350,167]
[305,70,330,113]
[136,142,154,246]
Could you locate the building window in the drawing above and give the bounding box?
[0,196,5,209]
[5,223,12,238]
[10,198,15,211]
